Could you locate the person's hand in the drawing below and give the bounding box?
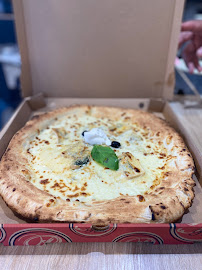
[179,20,202,73]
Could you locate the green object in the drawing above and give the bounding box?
[91,145,119,170]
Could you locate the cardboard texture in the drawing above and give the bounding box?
[13,0,183,100]
[0,0,201,245]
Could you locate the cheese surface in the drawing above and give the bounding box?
[25,112,169,204]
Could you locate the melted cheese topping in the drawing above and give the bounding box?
[25,113,170,204]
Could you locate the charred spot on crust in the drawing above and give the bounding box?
[160,205,166,209]
[73,186,79,192]
[68,193,79,198]
[137,195,145,202]
[51,183,59,188]
[180,202,185,209]
[160,153,166,157]
[81,192,88,196]
[12,188,16,192]
[33,217,39,221]
[134,167,140,173]
[56,211,62,217]
[149,206,156,221]
[110,127,117,132]
[40,179,49,185]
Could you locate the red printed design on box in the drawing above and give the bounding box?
[0,223,201,246]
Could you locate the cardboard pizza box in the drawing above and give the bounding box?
[0,0,201,245]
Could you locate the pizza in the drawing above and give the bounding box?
[0,105,195,224]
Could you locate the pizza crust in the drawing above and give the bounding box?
[0,105,195,224]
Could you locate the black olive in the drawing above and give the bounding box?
[82,130,88,136]
[111,141,121,148]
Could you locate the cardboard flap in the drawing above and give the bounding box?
[13,0,184,99]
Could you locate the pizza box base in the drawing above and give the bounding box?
[0,96,201,246]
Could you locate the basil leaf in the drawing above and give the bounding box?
[91,145,119,171]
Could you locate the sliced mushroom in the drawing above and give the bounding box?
[109,124,130,135]
[62,143,91,170]
[51,127,68,143]
[121,152,145,179]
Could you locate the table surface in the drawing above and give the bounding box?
[0,242,202,270]
[0,102,202,270]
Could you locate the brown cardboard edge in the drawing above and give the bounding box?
[0,100,32,159]
[163,102,202,184]
[12,0,32,98]
[148,99,166,112]
[25,93,46,111]
[44,97,152,111]
[162,0,185,100]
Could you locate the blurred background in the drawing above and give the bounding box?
[0,0,20,130]
[0,0,202,130]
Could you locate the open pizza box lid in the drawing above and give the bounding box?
[13,0,183,100]
[0,0,201,232]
